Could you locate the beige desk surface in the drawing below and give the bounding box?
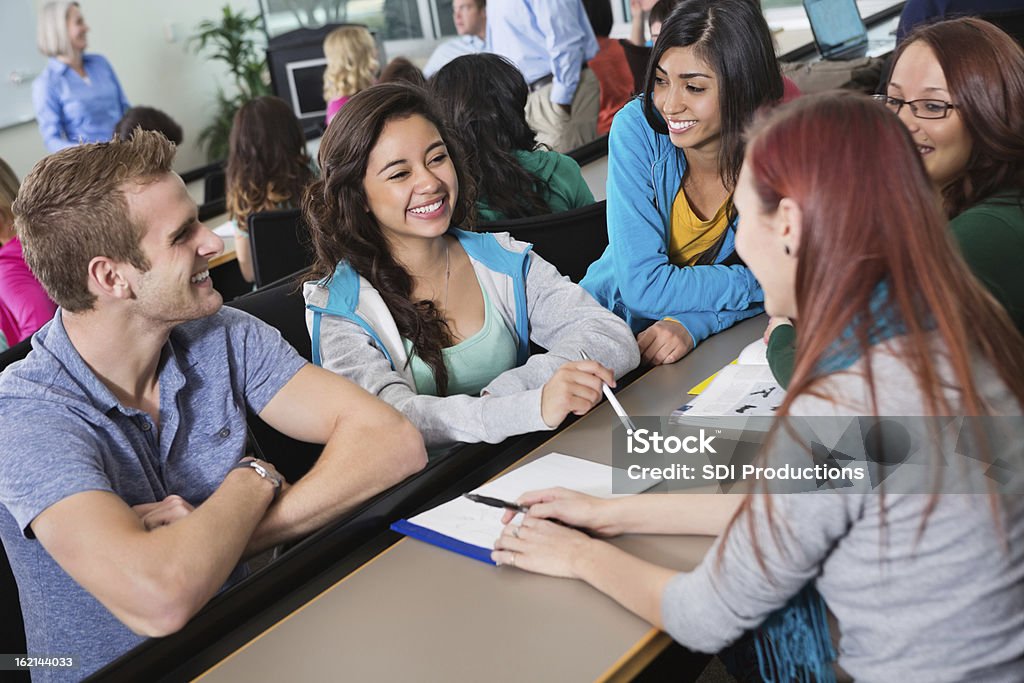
[197,316,765,683]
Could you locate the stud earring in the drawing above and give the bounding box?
[784,245,791,256]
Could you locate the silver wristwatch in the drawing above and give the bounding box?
[233,459,282,494]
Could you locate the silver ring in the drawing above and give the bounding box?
[509,553,516,567]
[512,526,520,538]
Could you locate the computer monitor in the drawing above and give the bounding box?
[266,24,384,137]
[803,0,868,60]
[285,57,328,121]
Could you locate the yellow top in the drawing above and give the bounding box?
[668,187,732,266]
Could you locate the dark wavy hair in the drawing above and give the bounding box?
[430,53,552,220]
[891,18,1024,217]
[226,96,313,224]
[642,0,783,190]
[305,83,477,395]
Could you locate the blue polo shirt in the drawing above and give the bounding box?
[32,53,130,153]
[0,307,306,681]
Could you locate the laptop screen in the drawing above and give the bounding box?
[804,0,868,57]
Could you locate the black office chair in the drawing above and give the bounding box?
[476,201,608,283]
[980,9,1024,45]
[203,167,226,204]
[0,340,30,671]
[567,134,609,167]
[0,337,32,374]
[198,197,226,223]
[227,273,321,482]
[248,208,314,290]
[618,39,652,94]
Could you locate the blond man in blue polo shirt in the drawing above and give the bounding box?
[0,131,426,681]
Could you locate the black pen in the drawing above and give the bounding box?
[463,493,529,513]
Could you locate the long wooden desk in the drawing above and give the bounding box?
[193,316,765,683]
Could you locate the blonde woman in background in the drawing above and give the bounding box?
[322,26,379,125]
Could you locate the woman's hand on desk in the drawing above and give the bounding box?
[540,360,615,428]
[492,516,599,579]
[500,487,623,537]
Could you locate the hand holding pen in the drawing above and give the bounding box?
[465,490,618,537]
[538,354,616,428]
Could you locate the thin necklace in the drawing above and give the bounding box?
[442,238,450,312]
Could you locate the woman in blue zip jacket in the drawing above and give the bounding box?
[302,83,639,450]
[580,0,782,365]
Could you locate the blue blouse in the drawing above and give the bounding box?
[32,54,130,153]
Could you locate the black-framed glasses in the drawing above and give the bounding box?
[871,94,958,120]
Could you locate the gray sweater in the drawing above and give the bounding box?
[305,233,640,449]
[663,339,1024,682]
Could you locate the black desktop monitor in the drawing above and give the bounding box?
[266,24,384,137]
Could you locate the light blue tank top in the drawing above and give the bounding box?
[403,284,517,397]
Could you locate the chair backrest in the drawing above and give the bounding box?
[618,39,652,94]
[203,168,226,204]
[567,134,609,167]
[227,274,321,482]
[475,201,608,283]
[979,8,1024,46]
[0,340,30,665]
[248,208,314,290]
[198,197,226,223]
[0,337,32,374]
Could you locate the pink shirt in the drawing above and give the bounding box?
[0,237,57,346]
[325,95,351,126]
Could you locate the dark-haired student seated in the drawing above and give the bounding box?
[431,54,595,222]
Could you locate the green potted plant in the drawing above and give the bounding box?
[191,5,271,161]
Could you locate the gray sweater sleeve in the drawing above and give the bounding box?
[661,490,860,652]
[481,249,640,397]
[315,313,552,449]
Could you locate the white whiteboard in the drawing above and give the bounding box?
[0,0,44,130]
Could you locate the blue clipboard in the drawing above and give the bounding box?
[390,519,496,565]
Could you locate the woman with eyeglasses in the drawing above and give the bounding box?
[767,17,1024,388]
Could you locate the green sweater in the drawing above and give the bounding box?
[767,192,1024,388]
[476,148,595,222]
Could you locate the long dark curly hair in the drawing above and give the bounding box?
[305,83,477,395]
[226,96,313,224]
[430,53,552,220]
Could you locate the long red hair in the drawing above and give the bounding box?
[720,92,1024,571]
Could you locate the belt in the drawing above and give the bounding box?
[528,65,589,93]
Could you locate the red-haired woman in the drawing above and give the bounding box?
[492,93,1024,681]
[768,18,1024,386]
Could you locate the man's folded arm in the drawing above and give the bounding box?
[30,469,276,638]
[247,364,427,553]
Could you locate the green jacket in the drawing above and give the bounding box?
[476,149,594,222]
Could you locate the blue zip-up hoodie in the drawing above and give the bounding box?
[580,98,764,344]
[303,230,640,448]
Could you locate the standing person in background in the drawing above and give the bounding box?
[322,26,379,126]
[0,158,57,352]
[431,54,595,222]
[583,0,636,135]
[423,0,487,78]
[32,1,130,153]
[486,0,602,153]
[226,96,315,284]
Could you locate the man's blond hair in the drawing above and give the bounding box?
[13,131,176,312]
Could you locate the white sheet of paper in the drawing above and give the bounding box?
[403,453,652,551]
[736,338,770,365]
[677,363,785,417]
